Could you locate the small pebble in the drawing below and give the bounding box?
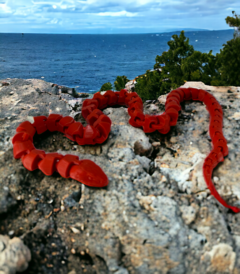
[8,230,14,236]
[70,227,80,234]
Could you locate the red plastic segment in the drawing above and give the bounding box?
[183,88,192,100]
[167,92,181,102]
[157,113,171,134]
[70,159,108,187]
[83,125,99,145]
[38,153,63,176]
[57,116,74,133]
[103,90,118,106]
[12,132,32,144]
[166,108,179,126]
[65,122,84,141]
[46,114,63,132]
[93,92,108,109]
[203,155,240,213]
[197,89,207,101]
[56,154,80,178]
[128,101,143,116]
[21,149,45,171]
[142,115,159,133]
[86,109,104,125]
[129,109,145,128]
[190,88,199,100]
[174,88,185,101]
[16,121,36,139]
[13,140,35,159]
[125,92,139,105]
[81,103,98,120]
[165,101,181,112]
[33,116,48,134]
[93,115,112,143]
[116,89,128,105]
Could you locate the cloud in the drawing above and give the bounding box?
[0,0,240,33]
[0,2,12,13]
[97,10,138,17]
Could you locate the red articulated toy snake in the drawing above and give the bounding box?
[12,87,240,213]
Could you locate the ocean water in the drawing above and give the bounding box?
[0,30,234,93]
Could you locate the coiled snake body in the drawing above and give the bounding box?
[12,87,240,213]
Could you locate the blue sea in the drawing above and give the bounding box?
[0,30,234,93]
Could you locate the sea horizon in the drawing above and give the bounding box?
[0,28,233,35]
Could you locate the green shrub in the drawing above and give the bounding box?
[215,11,240,86]
[217,37,240,86]
[114,76,129,90]
[225,11,240,38]
[135,70,168,101]
[154,31,194,89]
[101,12,240,101]
[136,31,221,101]
[100,82,113,91]
[181,50,220,85]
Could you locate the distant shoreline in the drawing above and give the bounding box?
[0,29,234,36]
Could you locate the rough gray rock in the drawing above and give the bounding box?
[0,235,31,274]
[0,186,16,214]
[0,78,240,274]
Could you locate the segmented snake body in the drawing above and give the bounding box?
[12,87,240,213]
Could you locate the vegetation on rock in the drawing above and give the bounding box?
[135,11,240,100]
[114,75,129,91]
[225,11,240,38]
[136,31,220,100]
[100,76,129,91]
[100,12,240,100]
[217,11,240,86]
[217,36,240,86]
[134,69,164,101]
[100,82,113,91]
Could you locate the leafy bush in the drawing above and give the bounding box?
[215,11,240,86]
[100,12,240,101]
[225,11,240,38]
[114,75,129,90]
[154,31,194,89]
[100,82,113,91]
[135,31,222,101]
[134,69,168,101]
[181,50,220,85]
[217,37,240,86]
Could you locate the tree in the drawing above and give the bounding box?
[114,76,129,91]
[135,69,166,101]
[100,82,113,91]
[217,37,240,86]
[216,11,240,86]
[135,31,222,101]
[154,31,194,89]
[225,11,240,38]
[181,50,220,85]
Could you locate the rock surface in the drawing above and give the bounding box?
[1,78,240,274]
[0,235,31,274]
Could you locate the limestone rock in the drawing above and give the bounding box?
[203,243,236,273]
[1,79,240,274]
[0,186,16,214]
[181,81,240,93]
[0,235,31,274]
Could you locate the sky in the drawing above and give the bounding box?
[0,0,239,34]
